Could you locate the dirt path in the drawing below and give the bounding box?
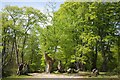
[28,73,83,78]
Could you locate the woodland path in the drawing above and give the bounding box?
[28,73,84,78]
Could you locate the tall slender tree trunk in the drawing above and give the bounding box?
[2,37,6,67]
[2,28,6,65]
[14,32,19,65]
[101,41,107,72]
[118,36,120,66]
[30,49,34,64]
[99,27,107,72]
[21,35,27,63]
[102,57,107,72]
[92,40,98,70]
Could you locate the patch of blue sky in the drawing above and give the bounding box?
[1,0,65,2]
[0,1,64,12]
[0,0,64,28]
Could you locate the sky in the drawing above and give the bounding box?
[0,0,65,12]
[1,0,119,11]
[0,0,65,28]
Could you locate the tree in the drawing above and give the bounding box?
[1,5,46,76]
[54,2,120,71]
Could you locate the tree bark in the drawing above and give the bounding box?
[21,35,27,63]
[14,31,19,65]
[2,36,6,67]
[44,52,54,73]
[92,40,98,70]
[118,36,120,66]
[101,41,107,72]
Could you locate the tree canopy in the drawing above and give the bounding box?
[1,1,120,77]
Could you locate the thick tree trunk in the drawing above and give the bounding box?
[74,61,80,70]
[58,60,63,72]
[44,52,55,73]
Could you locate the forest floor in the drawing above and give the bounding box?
[28,72,83,78]
[4,71,119,79]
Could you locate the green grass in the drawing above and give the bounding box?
[2,74,32,80]
[6,75,32,78]
[82,72,119,78]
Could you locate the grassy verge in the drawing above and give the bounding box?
[6,75,32,78]
[2,74,32,80]
[82,71,119,78]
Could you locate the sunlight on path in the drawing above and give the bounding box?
[28,73,83,78]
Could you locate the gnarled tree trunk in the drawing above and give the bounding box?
[44,52,55,73]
